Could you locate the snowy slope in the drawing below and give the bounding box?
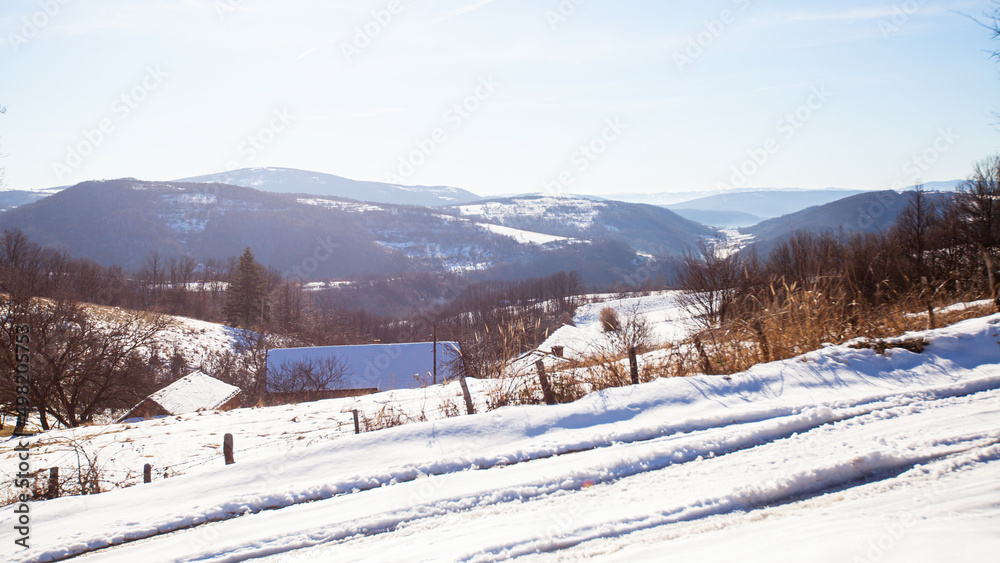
[129,310,255,369]
[3,314,1000,562]
[457,197,603,230]
[539,291,699,358]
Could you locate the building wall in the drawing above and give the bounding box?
[258,389,378,407]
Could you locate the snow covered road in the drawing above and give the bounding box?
[72,384,1000,562]
[5,315,1000,562]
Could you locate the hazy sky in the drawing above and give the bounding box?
[1,0,998,196]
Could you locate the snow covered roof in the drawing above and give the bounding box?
[266,342,461,391]
[147,371,242,415]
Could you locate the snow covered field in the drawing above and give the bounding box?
[3,312,1000,562]
[539,291,699,358]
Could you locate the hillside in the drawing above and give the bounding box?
[2,309,998,561]
[744,190,956,253]
[0,189,49,211]
[667,189,866,221]
[445,195,715,256]
[177,167,481,207]
[0,180,682,285]
[0,179,409,277]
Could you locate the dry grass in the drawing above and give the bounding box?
[649,289,996,379]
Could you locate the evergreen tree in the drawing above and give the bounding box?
[222,248,269,328]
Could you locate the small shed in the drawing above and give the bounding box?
[118,371,242,422]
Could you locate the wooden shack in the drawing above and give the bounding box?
[118,370,242,422]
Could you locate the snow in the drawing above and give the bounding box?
[151,313,256,368]
[539,291,699,358]
[906,299,995,319]
[138,371,242,417]
[302,280,353,291]
[709,229,754,258]
[295,198,383,213]
[457,197,603,230]
[3,313,1000,562]
[474,222,571,245]
[155,192,261,235]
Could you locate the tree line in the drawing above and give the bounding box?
[678,156,1000,355]
[0,230,588,428]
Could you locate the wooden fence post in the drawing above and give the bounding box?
[628,347,639,385]
[457,346,476,415]
[459,374,475,415]
[46,467,59,499]
[143,464,152,484]
[694,336,714,375]
[535,360,557,405]
[223,433,235,465]
[752,320,771,363]
[921,277,936,330]
[352,409,360,435]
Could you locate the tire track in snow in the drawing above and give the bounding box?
[459,438,1000,562]
[69,385,1000,563]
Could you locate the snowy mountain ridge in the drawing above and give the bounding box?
[176,167,482,208]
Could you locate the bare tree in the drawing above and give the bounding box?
[268,356,348,393]
[677,240,759,327]
[892,185,939,280]
[956,156,1000,302]
[0,297,170,429]
[141,250,164,299]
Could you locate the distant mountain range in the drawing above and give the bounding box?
[607,181,964,228]
[743,190,957,254]
[1,168,970,277]
[176,167,482,208]
[0,189,58,211]
[666,190,866,223]
[0,180,707,285]
[443,195,714,256]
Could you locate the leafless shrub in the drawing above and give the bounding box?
[358,404,406,431]
[677,240,761,328]
[599,307,620,332]
[607,301,653,354]
[437,395,463,418]
[268,356,348,393]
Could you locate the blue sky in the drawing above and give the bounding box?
[1,0,997,196]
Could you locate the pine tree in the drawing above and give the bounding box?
[222,248,269,328]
